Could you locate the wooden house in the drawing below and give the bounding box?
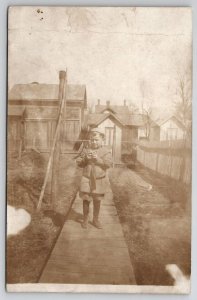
[157,116,186,141]
[8,75,87,154]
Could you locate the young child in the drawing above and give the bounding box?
[76,128,112,229]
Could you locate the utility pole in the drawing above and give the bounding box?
[37,70,67,211]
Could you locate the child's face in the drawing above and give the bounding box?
[89,134,103,149]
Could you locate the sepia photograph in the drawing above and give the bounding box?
[6,6,192,293]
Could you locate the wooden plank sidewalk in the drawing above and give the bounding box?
[39,191,136,285]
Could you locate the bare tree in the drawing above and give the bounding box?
[172,60,192,150]
[139,100,154,140]
[139,79,154,139]
[126,100,140,114]
[173,66,192,179]
[174,72,192,131]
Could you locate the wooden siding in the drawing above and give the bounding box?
[7,117,23,153]
[8,105,83,154]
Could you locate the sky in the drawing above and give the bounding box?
[8,7,192,116]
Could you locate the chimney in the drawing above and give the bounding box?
[58,70,67,100]
[106,100,110,107]
[124,99,126,106]
[97,99,100,106]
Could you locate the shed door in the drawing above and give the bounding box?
[105,127,114,146]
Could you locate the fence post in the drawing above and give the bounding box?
[18,139,22,160]
[112,125,116,168]
[51,71,67,209]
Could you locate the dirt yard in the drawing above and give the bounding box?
[109,164,191,286]
[7,151,81,283]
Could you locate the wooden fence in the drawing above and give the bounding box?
[136,140,191,185]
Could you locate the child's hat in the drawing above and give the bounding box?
[89,127,105,137]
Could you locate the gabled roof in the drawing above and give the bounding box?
[95,104,130,114]
[86,113,107,126]
[117,114,147,126]
[86,112,125,127]
[157,115,185,130]
[86,112,157,127]
[9,84,59,100]
[116,114,158,127]
[8,83,86,102]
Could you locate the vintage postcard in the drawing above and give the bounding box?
[7,7,192,293]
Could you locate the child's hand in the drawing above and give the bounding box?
[86,151,97,161]
[86,150,93,160]
[76,157,83,164]
[92,152,97,159]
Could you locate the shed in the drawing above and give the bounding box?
[86,112,124,164]
[158,116,186,141]
[8,80,87,153]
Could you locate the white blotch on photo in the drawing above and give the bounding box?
[7,205,31,236]
[166,264,190,293]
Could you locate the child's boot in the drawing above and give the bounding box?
[81,200,89,229]
[93,199,102,229]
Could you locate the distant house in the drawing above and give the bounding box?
[86,100,159,163]
[157,116,186,141]
[8,78,87,154]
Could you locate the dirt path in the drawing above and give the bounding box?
[109,166,191,286]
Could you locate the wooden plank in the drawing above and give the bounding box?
[40,269,134,285]
[43,262,133,274]
[60,228,124,239]
[62,221,122,231]
[51,240,129,258]
[47,252,132,268]
[44,262,132,276]
[53,238,128,250]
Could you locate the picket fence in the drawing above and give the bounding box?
[136,141,191,185]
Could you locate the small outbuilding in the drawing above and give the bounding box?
[8,76,87,154]
[158,116,186,141]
